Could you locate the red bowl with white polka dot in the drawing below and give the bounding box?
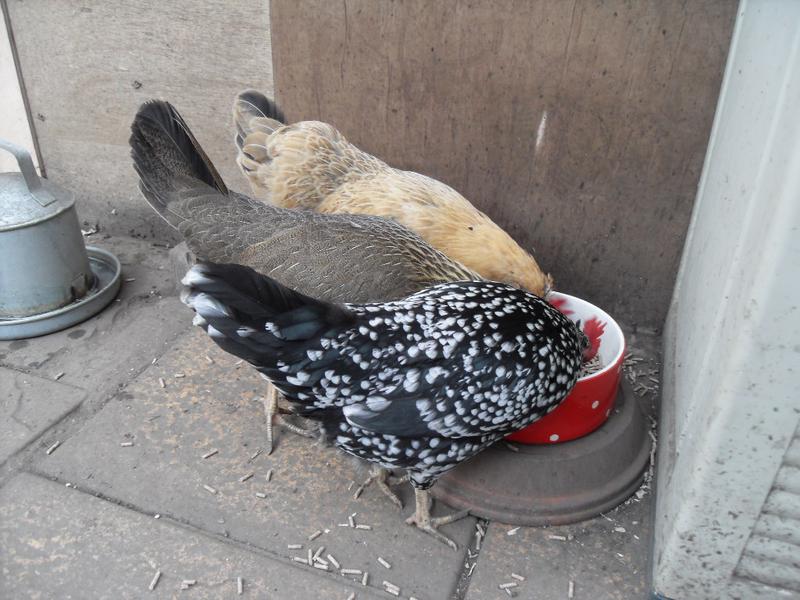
[506,292,625,444]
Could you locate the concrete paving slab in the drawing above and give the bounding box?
[35,329,475,600]
[0,368,87,464]
[0,237,190,398]
[0,473,373,599]
[463,496,652,600]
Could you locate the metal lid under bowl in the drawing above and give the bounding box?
[0,246,121,340]
[431,380,651,526]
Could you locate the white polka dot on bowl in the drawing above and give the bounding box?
[549,434,559,442]
[591,400,600,409]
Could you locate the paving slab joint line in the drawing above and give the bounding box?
[19,470,387,596]
[0,327,194,486]
[0,391,86,476]
[451,517,491,600]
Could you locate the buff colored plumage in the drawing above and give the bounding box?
[233,90,553,296]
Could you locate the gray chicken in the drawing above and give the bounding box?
[129,100,479,503]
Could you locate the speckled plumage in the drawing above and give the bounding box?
[182,262,585,490]
[129,100,479,304]
[233,90,553,296]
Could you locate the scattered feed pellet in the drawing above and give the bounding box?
[377,557,391,569]
[239,473,254,483]
[174,373,186,378]
[308,530,323,541]
[205,355,214,364]
[340,569,362,576]
[120,442,134,447]
[361,572,369,586]
[355,524,371,530]
[203,484,217,494]
[266,469,273,482]
[54,372,65,380]
[314,563,329,571]
[148,570,161,591]
[507,527,520,536]
[383,581,400,596]
[312,546,325,561]
[346,593,355,600]
[579,355,603,377]
[255,492,267,499]
[511,573,525,581]
[202,449,218,459]
[287,544,303,550]
[327,554,340,569]
[237,577,243,595]
[158,377,166,389]
[547,534,567,541]
[568,580,575,598]
[292,557,308,565]
[499,582,518,590]
[45,441,61,455]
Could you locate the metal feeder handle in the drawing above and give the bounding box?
[0,138,54,206]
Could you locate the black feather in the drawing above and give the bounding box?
[184,262,355,354]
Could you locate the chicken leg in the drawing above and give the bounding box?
[405,488,470,550]
[262,384,319,454]
[353,466,408,508]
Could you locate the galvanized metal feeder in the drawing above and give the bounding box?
[0,139,121,340]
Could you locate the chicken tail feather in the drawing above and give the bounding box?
[233,90,288,202]
[130,100,228,228]
[181,262,354,368]
[233,89,286,144]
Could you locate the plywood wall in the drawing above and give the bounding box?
[5,0,273,240]
[270,0,738,328]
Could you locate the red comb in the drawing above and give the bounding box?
[582,317,606,361]
[549,296,573,316]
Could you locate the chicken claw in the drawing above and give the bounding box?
[262,385,319,454]
[405,488,470,550]
[353,466,408,509]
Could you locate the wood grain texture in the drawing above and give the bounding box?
[270,0,738,328]
[6,0,273,240]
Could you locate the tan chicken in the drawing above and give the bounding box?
[233,90,553,296]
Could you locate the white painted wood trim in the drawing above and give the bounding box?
[0,3,38,173]
[654,0,800,597]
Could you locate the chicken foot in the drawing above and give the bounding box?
[353,466,409,508]
[262,384,319,455]
[405,488,470,550]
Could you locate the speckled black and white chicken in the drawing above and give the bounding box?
[181,262,586,548]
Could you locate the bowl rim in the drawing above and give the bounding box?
[548,291,626,382]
